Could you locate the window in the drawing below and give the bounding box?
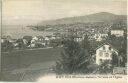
[103,46,105,50]
[99,51,103,57]
[105,53,109,57]
[100,59,103,63]
[110,54,113,58]
[109,47,111,50]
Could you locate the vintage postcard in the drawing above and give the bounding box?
[0,0,127,82]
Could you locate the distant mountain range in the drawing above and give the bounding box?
[38,12,127,26]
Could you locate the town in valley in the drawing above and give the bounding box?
[1,12,127,81]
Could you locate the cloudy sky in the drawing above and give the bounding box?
[2,0,127,25]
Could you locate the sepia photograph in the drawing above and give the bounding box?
[0,0,127,82]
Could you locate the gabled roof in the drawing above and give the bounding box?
[94,42,119,52]
[111,29,124,31]
[36,36,44,39]
[1,37,7,39]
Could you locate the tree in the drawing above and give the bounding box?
[54,29,91,74]
[81,34,90,50]
[54,39,88,74]
[16,39,25,49]
[81,34,95,73]
[98,60,113,74]
[1,40,14,52]
[50,39,61,48]
[111,52,118,67]
[118,50,126,67]
[81,34,94,56]
[35,43,44,48]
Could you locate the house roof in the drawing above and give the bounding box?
[36,36,44,39]
[94,41,119,52]
[1,37,7,39]
[111,29,124,31]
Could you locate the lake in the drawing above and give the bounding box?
[2,25,53,39]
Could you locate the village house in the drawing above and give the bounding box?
[1,35,17,45]
[22,36,32,43]
[72,31,85,42]
[111,29,124,37]
[29,37,37,47]
[44,35,51,45]
[1,37,7,43]
[93,33,108,41]
[30,36,46,48]
[31,36,44,43]
[36,36,46,46]
[32,36,38,41]
[52,32,62,40]
[36,36,45,42]
[29,42,36,48]
[74,36,83,42]
[1,35,13,43]
[95,42,118,65]
[14,38,25,49]
[51,36,56,40]
[74,37,82,42]
[22,39,28,45]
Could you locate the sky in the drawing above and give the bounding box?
[2,0,127,25]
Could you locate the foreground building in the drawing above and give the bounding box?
[95,42,118,65]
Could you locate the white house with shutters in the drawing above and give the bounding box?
[111,29,124,37]
[95,42,118,65]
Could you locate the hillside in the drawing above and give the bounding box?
[28,12,127,32]
[38,12,127,26]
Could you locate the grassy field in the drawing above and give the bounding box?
[2,47,62,71]
[1,47,62,81]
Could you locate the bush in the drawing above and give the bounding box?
[1,40,14,52]
[98,60,113,74]
[54,38,91,74]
